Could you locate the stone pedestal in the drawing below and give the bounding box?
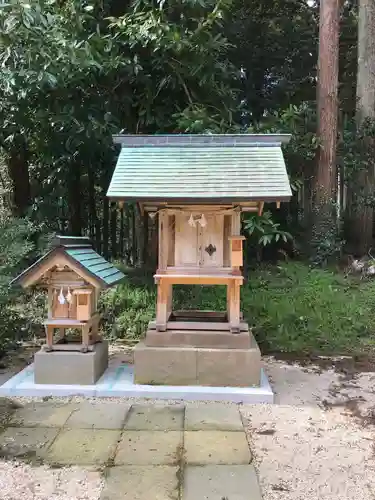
[34,341,108,385]
[134,324,261,387]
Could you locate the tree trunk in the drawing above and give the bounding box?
[315,0,339,204]
[142,211,149,266]
[103,198,109,259]
[131,205,137,266]
[312,0,340,258]
[68,162,82,235]
[110,202,117,259]
[345,0,375,255]
[7,144,31,217]
[88,164,96,243]
[120,206,125,259]
[124,205,131,265]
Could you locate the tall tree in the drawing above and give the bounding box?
[345,0,375,255]
[312,0,340,260]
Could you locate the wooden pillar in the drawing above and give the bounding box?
[231,209,241,235]
[45,325,54,352]
[226,282,232,322]
[156,279,170,331]
[167,284,173,318]
[47,287,53,319]
[81,324,90,353]
[58,327,65,342]
[231,210,242,276]
[158,211,169,272]
[91,314,101,343]
[228,280,241,333]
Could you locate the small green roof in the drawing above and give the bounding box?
[107,134,292,203]
[11,236,125,288]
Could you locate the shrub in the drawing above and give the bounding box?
[243,262,375,354]
[0,215,44,355]
[100,262,375,356]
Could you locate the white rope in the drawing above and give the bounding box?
[154,206,241,216]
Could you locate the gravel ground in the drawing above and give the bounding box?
[242,403,375,500]
[240,357,375,500]
[0,462,103,500]
[1,353,375,499]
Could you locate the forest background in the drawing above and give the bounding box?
[1,0,374,358]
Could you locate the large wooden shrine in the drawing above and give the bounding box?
[108,134,291,387]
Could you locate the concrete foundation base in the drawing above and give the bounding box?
[0,361,273,403]
[134,330,261,387]
[34,341,108,385]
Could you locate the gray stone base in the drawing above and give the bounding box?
[145,328,252,349]
[34,341,108,385]
[134,332,261,387]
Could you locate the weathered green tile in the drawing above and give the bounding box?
[0,427,59,459]
[183,465,262,500]
[100,466,179,500]
[46,428,120,465]
[185,405,243,431]
[10,402,75,428]
[108,142,292,201]
[124,405,184,431]
[115,431,182,465]
[184,431,251,465]
[65,402,131,429]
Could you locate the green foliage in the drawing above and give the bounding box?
[109,0,236,132]
[174,105,240,134]
[100,263,375,356]
[243,211,292,247]
[0,215,43,354]
[100,276,156,344]
[310,202,343,266]
[0,0,237,237]
[243,262,375,355]
[250,102,318,180]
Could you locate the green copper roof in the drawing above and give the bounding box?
[10,236,125,288]
[107,134,292,202]
[64,247,125,286]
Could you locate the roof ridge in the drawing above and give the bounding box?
[113,134,291,147]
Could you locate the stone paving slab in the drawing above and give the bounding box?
[0,426,59,459]
[10,402,75,427]
[65,401,131,429]
[184,430,251,465]
[185,404,243,431]
[124,405,184,431]
[46,428,120,465]
[115,431,182,465]
[183,464,262,500]
[100,466,179,500]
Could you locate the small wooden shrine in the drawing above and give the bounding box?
[11,236,124,384]
[109,134,292,387]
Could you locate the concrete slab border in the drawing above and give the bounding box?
[0,363,273,404]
